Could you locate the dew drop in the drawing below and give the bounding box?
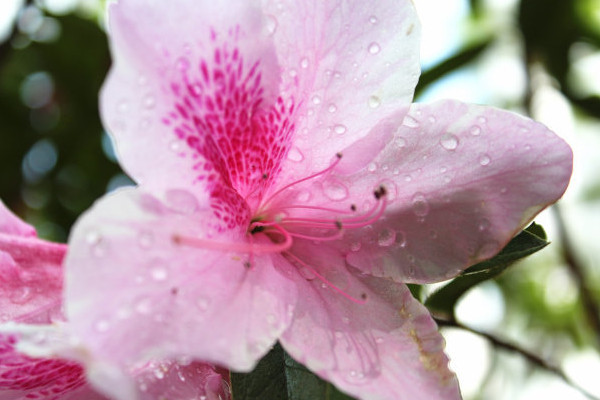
[500,187,508,194]
[169,140,182,152]
[402,115,419,128]
[411,193,429,217]
[334,124,347,134]
[288,68,297,77]
[439,133,459,150]
[151,265,168,281]
[143,95,156,109]
[86,230,101,245]
[369,15,378,24]
[135,297,153,315]
[165,189,199,214]
[197,297,210,312]
[266,14,278,35]
[404,174,412,182]
[300,57,309,69]
[470,125,481,136]
[327,103,337,113]
[350,242,362,252]
[367,162,377,172]
[376,337,384,344]
[477,116,487,124]
[311,95,322,105]
[176,57,190,71]
[154,369,165,380]
[397,231,407,247]
[287,146,304,162]
[138,231,153,248]
[440,166,448,173]
[323,180,349,201]
[368,42,381,54]
[478,218,491,232]
[94,319,110,333]
[368,95,381,108]
[378,228,396,247]
[117,100,129,113]
[395,137,407,148]
[479,154,491,166]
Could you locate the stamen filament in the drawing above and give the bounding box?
[173,227,292,254]
[285,251,366,305]
[261,154,342,209]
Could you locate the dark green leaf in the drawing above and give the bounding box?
[414,39,493,98]
[231,342,357,400]
[425,223,548,318]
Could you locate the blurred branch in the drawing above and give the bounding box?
[553,205,600,349]
[435,317,600,400]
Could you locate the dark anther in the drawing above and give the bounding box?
[373,185,387,199]
[336,152,343,159]
[250,225,265,234]
[244,261,252,268]
[335,220,343,230]
[361,293,368,300]
[171,287,179,295]
[262,173,268,179]
[350,204,357,212]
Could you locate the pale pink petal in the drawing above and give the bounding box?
[328,99,571,283]
[0,231,65,324]
[266,0,421,178]
[65,187,297,374]
[101,0,291,203]
[279,242,459,400]
[0,200,36,237]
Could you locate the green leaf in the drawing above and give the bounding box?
[414,38,493,98]
[425,223,548,318]
[231,342,357,400]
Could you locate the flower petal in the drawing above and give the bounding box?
[338,99,572,282]
[0,231,66,323]
[101,0,294,202]
[279,242,460,400]
[65,187,297,373]
[0,200,36,237]
[268,0,421,177]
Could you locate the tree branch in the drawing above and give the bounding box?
[436,317,600,400]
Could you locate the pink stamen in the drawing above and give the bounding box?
[277,204,357,215]
[285,251,367,305]
[260,153,343,209]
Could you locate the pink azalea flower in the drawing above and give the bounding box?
[54,0,571,399]
[0,200,230,400]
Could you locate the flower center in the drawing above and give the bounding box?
[173,152,388,303]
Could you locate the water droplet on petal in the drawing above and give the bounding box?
[378,228,396,247]
[328,103,337,113]
[376,337,384,344]
[404,174,412,182]
[300,57,309,69]
[478,116,487,124]
[402,115,419,128]
[323,180,349,201]
[86,230,101,245]
[395,137,407,148]
[479,154,491,166]
[138,231,153,248]
[287,146,304,162]
[169,140,182,152]
[334,124,347,135]
[440,166,448,173]
[367,162,377,172]
[165,189,198,214]
[397,231,407,247]
[266,14,278,35]
[350,242,362,252]
[135,297,153,315]
[117,100,129,113]
[151,265,168,281]
[440,133,459,150]
[368,42,381,54]
[470,126,481,136]
[411,193,429,217]
[478,218,491,232]
[143,95,155,109]
[176,57,190,71]
[312,95,322,105]
[369,15,378,24]
[368,96,381,108]
[94,319,110,333]
[197,297,210,312]
[154,369,165,380]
